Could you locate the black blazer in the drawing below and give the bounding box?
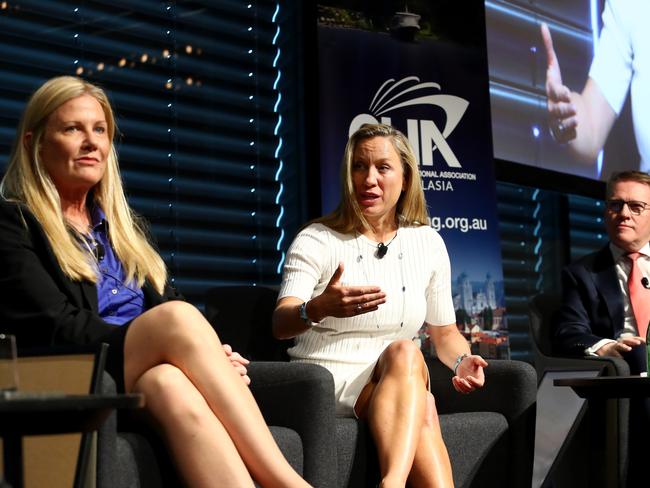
[554,244,648,373]
[553,244,625,356]
[0,199,180,349]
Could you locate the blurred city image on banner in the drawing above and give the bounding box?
[317,1,509,359]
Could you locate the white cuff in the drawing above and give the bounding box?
[584,338,617,356]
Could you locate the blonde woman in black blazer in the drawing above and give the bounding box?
[0,76,310,488]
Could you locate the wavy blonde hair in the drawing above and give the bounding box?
[314,123,429,233]
[0,76,167,293]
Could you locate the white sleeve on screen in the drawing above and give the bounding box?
[423,227,456,326]
[588,0,633,115]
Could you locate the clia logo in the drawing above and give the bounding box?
[348,76,469,168]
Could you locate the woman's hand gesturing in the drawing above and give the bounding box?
[452,355,488,394]
[309,262,386,321]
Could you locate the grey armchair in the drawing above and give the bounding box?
[528,292,629,488]
[206,285,537,488]
[528,292,630,380]
[97,363,328,488]
[10,345,332,488]
[97,362,336,488]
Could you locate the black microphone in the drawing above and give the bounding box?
[376,243,388,259]
[642,277,650,289]
[93,242,106,262]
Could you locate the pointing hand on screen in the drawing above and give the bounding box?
[541,22,578,144]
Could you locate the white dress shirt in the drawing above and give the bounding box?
[586,242,650,354]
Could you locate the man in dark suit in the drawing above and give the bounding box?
[555,170,650,370]
[554,170,650,486]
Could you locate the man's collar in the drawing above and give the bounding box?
[610,241,650,260]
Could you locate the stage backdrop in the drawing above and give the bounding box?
[317,2,509,359]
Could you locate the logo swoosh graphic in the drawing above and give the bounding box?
[349,76,470,168]
[373,80,442,115]
[376,94,468,138]
[370,76,423,112]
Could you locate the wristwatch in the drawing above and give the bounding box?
[299,301,316,327]
[453,353,469,375]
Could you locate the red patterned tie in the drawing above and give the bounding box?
[628,252,650,339]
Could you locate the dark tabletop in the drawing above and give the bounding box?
[554,376,650,399]
[0,393,144,436]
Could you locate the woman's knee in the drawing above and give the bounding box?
[149,301,204,329]
[135,363,189,403]
[132,301,217,347]
[136,364,210,422]
[380,339,426,376]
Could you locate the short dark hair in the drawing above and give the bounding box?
[606,171,650,198]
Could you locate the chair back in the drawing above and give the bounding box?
[528,292,561,359]
[7,344,107,488]
[205,286,290,361]
[527,293,630,487]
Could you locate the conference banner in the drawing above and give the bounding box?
[317,2,509,359]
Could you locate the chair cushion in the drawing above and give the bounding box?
[116,432,164,488]
[335,412,508,488]
[269,425,303,475]
[440,412,508,488]
[336,417,366,488]
[116,427,302,488]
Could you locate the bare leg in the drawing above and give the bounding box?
[124,301,309,488]
[407,393,454,488]
[355,340,429,488]
[134,363,255,488]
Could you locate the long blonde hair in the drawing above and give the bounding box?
[314,123,429,233]
[0,76,167,293]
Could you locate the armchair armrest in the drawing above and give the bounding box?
[538,352,630,378]
[427,359,536,419]
[564,355,630,376]
[248,362,338,488]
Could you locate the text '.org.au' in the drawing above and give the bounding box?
[429,216,487,233]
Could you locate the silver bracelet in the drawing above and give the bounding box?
[453,353,469,375]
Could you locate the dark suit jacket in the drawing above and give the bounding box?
[0,199,180,349]
[554,244,647,373]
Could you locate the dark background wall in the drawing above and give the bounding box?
[0,1,613,364]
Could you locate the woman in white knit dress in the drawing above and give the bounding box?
[273,124,487,488]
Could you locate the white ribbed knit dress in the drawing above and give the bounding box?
[279,223,456,416]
